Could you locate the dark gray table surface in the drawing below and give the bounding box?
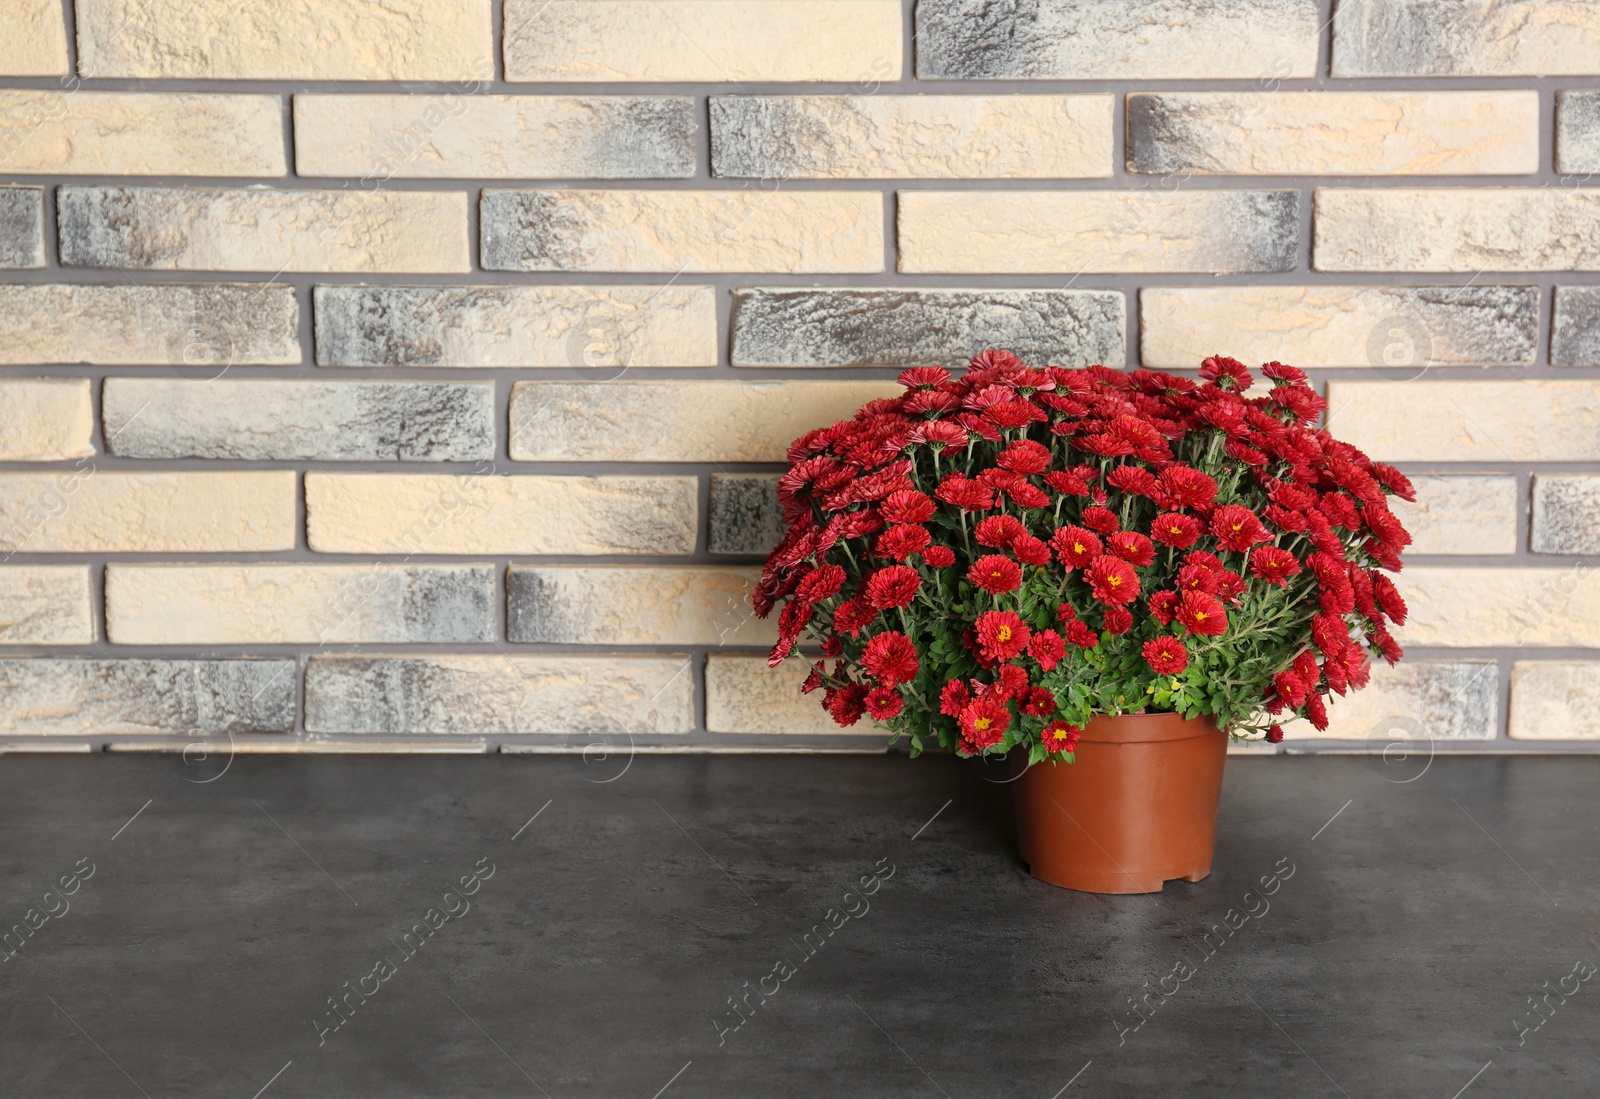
[0,751,1594,1098]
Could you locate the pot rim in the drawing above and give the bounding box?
[1072,711,1222,745]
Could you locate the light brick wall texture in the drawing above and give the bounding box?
[0,2,1597,753]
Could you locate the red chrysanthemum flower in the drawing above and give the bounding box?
[939,678,970,717]
[922,545,956,568]
[1142,636,1189,676]
[958,698,1010,754]
[824,682,868,727]
[1028,629,1065,671]
[1106,530,1156,567]
[1085,556,1140,605]
[975,609,1032,663]
[1011,534,1052,567]
[872,523,932,562]
[1266,724,1285,744]
[1210,504,1271,552]
[1304,692,1330,731]
[1081,506,1121,534]
[995,439,1053,475]
[1176,590,1228,636]
[1200,355,1252,391]
[1178,563,1220,595]
[1148,590,1180,625]
[935,473,995,511]
[1050,526,1102,568]
[879,489,936,525]
[861,631,919,686]
[897,366,950,389]
[968,554,1023,594]
[1041,721,1082,754]
[1103,605,1133,634]
[1151,511,1204,549]
[864,686,904,720]
[831,597,877,638]
[1019,686,1056,717]
[1159,466,1218,510]
[1064,621,1100,649]
[796,564,846,604]
[975,514,1025,548]
[864,565,921,609]
[1249,546,1302,585]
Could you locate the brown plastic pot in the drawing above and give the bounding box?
[1014,712,1227,894]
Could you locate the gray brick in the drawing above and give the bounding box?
[915,0,1319,80]
[0,186,43,268]
[0,283,299,366]
[1531,476,1600,555]
[730,288,1123,368]
[709,474,785,556]
[314,284,716,368]
[0,659,295,736]
[1552,286,1600,367]
[1557,91,1600,175]
[1333,0,1600,76]
[102,379,495,461]
[305,655,695,736]
[506,566,772,645]
[710,94,1112,179]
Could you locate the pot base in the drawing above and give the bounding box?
[1018,859,1211,895]
[1013,712,1227,895]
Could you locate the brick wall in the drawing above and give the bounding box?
[2,0,1598,755]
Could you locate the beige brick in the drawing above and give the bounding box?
[295,94,694,180]
[507,566,773,645]
[1315,188,1600,272]
[305,473,698,555]
[1399,566,1600,648]
[0,471,294,553]
[1327,381,1600,463]
[314,284,716,368]
[0,0,68,76]
[711,95,1113,179]
[106,564,494,645]
[58,187,470,273]
[503,0,902,82]
[1140,285,1538,369]
[1509,663,1600,739]
[1283,661,1497,741]
[0,380,93,461]
[898,191,1298,274]
[1400,476,1518,556]
[508,380,896,462]
[75,0,492,80]
[0,92,284,175]
[0,659,294,735]
[1128,92,1538,176]
[0,283,300,366]
[0,567,93,645]
[917,0,1319,80]
[1333,0,1600,77]
[706,655,881,736]
[480,189,883,273]
[306,654,695,735]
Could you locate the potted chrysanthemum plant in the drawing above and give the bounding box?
[756,352,1412,893]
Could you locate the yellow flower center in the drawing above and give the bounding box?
[1194,610,1208,621]
[1073,542,1085,554]
[974,717,992,731]
[996,625,1012,642]
[1108,575,1122,587]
